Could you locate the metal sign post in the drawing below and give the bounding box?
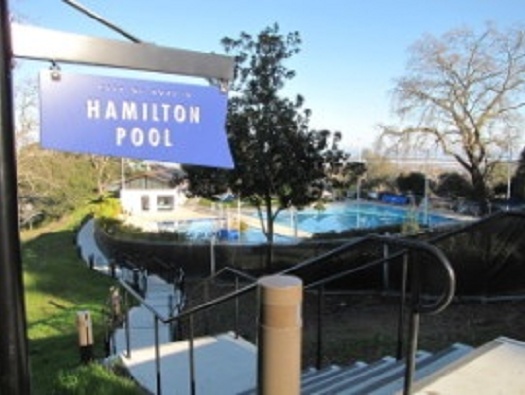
[0,4,31,394]
[1,3,235,393]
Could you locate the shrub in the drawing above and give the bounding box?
[93,197,122,220]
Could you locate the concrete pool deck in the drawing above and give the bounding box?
[122,204,313,238]
[121,199,474,240]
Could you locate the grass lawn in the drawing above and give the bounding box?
[22,216,144,394]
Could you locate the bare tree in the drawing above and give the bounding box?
[88,155,122,196]
[381,24,525,212]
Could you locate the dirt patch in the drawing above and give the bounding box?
[183,281,525,369]
[302,292,525,367]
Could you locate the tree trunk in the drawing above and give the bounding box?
[264,195,274,270]
[470,167,489,215]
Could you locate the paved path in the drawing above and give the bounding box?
[77,219,110,271]
[76,218,257,394]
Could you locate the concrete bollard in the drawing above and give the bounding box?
[257,275,303,395]
[76,310,94,363]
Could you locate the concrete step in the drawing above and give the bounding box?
[412,337,525,395]
[238,344,474,395]
[303,351,431,395]
[302,357,395,394]
[370,343,474,395]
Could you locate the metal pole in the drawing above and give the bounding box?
[189,315,196,395]
[507,143,512,204]
[210,235,216,276]
[154,317,162,395]
[0,3,31,393]
[382,241,390,291]
[125,291,131,358]
[62,0,142,43]
[234,276,240,338]
[396,253,409,361]
[315,284,324,370]
[403,254,421,395]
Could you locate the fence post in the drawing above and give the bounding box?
[110,259,116,278]
[382,238,390,291]
[132,268,140,293]
[257,275,302,395]
[316,284,324,370]
[154,316,162,395]
[234,276,240,338]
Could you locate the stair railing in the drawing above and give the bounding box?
[284,234,455,394]
[116,266,258,395]
[115,234,455,395]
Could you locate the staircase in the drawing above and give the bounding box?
[113,329,525,394]
[106,272,525,394]
[240,342,473,395]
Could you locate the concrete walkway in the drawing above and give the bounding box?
[77,218,110,270]
[76,218,257,394]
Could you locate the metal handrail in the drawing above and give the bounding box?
[299,234,455,315]
[115,233,456,395]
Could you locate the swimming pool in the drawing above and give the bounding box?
[274,201,457,234]
[159,201,458,243]
[158,218,294,244]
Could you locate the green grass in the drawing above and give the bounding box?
[22,215,144,394]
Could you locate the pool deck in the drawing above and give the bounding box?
[122,205,312,238]
[237,213,312,238]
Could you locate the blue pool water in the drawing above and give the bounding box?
[160,201,457,243]
[274,201,456,234]
[158,218,292,244]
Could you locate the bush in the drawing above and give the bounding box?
[92,197,122,220]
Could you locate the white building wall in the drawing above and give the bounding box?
[120,188,187,215]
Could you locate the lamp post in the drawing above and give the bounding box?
[506,143,512,203]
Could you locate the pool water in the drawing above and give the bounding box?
[275,202,456,234]
[159,218,293,244]
[160,201,457,243]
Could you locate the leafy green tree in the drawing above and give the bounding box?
[17,142,121,220]
[397,171,426,197]
[435,171,473,198]
[381,24,525,213]
[185,24,340,265]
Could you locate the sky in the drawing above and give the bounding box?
[8,0,525,156]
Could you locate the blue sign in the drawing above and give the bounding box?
[39,71,234,168]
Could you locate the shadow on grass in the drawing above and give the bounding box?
[22,229,120,394]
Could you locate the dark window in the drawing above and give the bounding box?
[157,196,174,211]
[141,196,150,211]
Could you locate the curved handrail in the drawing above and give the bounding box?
[299,235,455,315]
[277,234,455,315]
[115,230,457,395]
[119,233,455,323]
